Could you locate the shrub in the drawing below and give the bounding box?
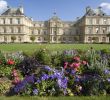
[34,49,51,65]
[0,77,12,95]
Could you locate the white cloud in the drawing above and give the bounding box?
[100,2,110,14]
[0,0,8,14]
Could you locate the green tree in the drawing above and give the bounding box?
[11,36,16,43]
[30,35,36,43]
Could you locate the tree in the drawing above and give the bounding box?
[11,36,16,43]
[107,32,110,43]
[30,35,36,43]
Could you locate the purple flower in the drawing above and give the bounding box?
[57,78,68,89]
[25,75,35,83]
[41,74,49,80]
[33,89,38,95]
[44,66,52,71]
[71,70,76,75]
[107,78,110,82]
[49,74,56,79]
[104,69,110,74]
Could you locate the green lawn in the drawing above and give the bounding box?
[0,44,110,55]
[0,96,110,100]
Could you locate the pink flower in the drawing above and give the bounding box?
[73,63,80,68]
[82,61,87,65]
[73,56,80,62]
[64,62,68,69]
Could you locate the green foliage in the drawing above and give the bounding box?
[11,36,16,43]
[0,77,11,95]
[30,35,36,42]
[0,66,13,78]
[35,49,51,65]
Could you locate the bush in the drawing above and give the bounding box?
[34,49,51,65]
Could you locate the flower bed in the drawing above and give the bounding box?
[0,48,110,96]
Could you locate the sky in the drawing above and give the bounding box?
[0,0,110,21]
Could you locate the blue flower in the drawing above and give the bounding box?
[107,78,110,82]
[104,69,110,74]
[57,77,68,89]
[41,74,49,80]
[25,75,35,83]
[33,89,38,95]
[44,66,52,71]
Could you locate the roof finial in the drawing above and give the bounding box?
[53,9,57,16]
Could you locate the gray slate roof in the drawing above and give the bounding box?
[1,7,23,16]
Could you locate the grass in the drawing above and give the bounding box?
[0,96,110,100]
[0,43,110,55]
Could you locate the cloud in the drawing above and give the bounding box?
[0,0,8,14]
[100,2,110,14]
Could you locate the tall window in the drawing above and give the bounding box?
[18,27,21,33]
[88,27,92,34]
[96,18,99,24]
[16,18,20,24]
[38,37,41,41]
[89,18,92,24]
[102,28,106,34]
[10,18,12,24]
[2,18,5,24]
[103,19,107,24]
[96,27,99,33]
[38,30,40,34]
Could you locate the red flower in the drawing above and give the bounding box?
[7,59,15,65]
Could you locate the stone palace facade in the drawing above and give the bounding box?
[0,6,110,43]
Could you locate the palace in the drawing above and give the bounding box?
[0,6,110,43]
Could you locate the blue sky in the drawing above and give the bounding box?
[0,0,110,21]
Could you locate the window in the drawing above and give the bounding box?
[44,31,46,35]
[54,30,57,35]
[53,37,56,41]
[96,27,99,33]
[88,27,92,34]
[38,30,40,34]
[10,27,13,33]
[63,37,66,41]
[18,27,21,33]
[102,28,106,33]
[17,18,20,24]
[38,37,41,41]
[103,19,107,24]
[96,18,99,24]
[88,37,92,42]
[10,18,12,24]
[102,37,106,42]
[89,18,92,24]
[69,37,72,41]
